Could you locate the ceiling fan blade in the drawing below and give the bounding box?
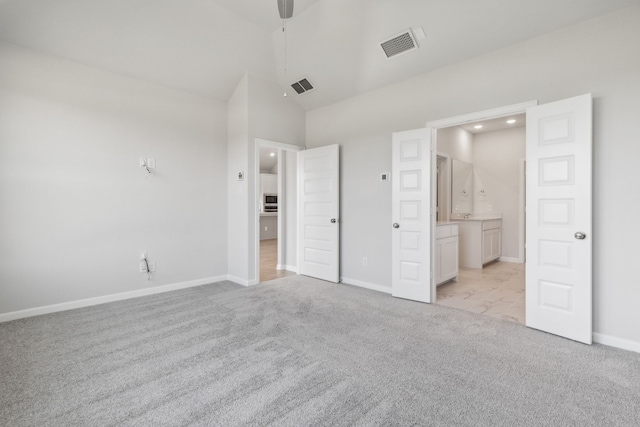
[277,0,294,19]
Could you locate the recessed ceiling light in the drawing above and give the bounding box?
[506,119,517,124]
[270,152,275,157]
[474,125,483,129]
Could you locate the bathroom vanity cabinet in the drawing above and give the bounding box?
[458,218,502,269]
[435,222,459,286]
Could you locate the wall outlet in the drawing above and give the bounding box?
[148,261,156,272]
[363,257,368,267]
[147,158,156,168]
[488,204,493,212]
[264,226,268,231]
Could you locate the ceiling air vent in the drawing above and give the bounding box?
[291,78,314,95]
[380,29,418,59]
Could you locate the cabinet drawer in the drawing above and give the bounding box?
[482,220,501,230]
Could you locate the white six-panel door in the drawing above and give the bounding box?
[298,145,340,283]
[526,94,592,344]
[392,129,432,303]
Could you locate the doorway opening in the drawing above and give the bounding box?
[254,139,302,283]
[429,106,532,324]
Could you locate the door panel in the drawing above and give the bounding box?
[298,145,339,283]
[392,129,432,302]
[526,94,592,344]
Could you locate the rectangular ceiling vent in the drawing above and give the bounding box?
[380,29,418,59]
[291,78,314,95]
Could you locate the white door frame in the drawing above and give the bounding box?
[425,100,537,301]
[254,138,304,283]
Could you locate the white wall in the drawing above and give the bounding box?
[226,75,250,283]
[0,42,228,315]
[473,127,525,259]
[437,127,473,163]
[284,150,298,270]
[226,74,305,284]
[306,6,640,347]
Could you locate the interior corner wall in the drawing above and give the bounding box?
[0,42,228,315]
[436,127,473,163]
[305,6,640,347]
[227,74,305,284]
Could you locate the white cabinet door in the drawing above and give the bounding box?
[482,228,501,264]
[526,94,592,344]
[437,236,458,285]
[298,145,340,283]
[391,128,432,303]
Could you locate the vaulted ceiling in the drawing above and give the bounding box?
[1,0,638,111]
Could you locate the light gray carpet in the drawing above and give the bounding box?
[1,275,639,426]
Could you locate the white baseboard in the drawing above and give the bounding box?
[499,257,524,263]
[340,277,392,294]
[227,275,252,287]
[284,265,298,273]
[0,275,228,323]
[593,332,640,354]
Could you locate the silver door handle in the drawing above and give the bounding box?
[331,218,337,223]
[574,232,586,240]
[393,223,400,229]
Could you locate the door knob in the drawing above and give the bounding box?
[393,223,400,229]
[574,232,586,240]
[331,218,337,223]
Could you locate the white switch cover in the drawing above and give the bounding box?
[147,158,156,168]
[139,157,146,167]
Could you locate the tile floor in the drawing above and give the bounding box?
[436,261,525,324]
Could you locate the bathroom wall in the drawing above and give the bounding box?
[473,127,526,260]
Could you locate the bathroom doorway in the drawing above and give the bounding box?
[430,108,529,324]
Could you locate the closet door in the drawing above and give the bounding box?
[298,145,340,283]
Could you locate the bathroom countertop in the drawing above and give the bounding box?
[259,212,278,217]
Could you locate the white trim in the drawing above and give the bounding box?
[499,256,523,264]
[276,264,298,273]
[518,158,526,264]
[227,275,258,287]
[426,100,538,129]
[341,277,392,295]
[0,276,227,323]
[255,138,304,152]
[593,333,640,354]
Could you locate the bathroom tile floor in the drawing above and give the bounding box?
[436,261,525,324]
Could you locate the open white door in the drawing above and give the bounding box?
[526,94,592,344]
[298,144,340,283]
[392,129,432,303]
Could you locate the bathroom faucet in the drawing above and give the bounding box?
[464,213,471,219]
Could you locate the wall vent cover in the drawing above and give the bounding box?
[380,29,418,59]
[291,78,314,95]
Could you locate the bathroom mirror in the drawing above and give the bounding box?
[451,159,473,215]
